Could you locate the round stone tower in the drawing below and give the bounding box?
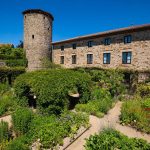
[23,9,54,71]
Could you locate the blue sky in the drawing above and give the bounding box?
[0,0,150,46]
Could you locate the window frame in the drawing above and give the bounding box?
[72,43,77,49]
[87,54,93,64]
[72,55,77,64]
[122,51,132,64]
[103,53,111,64]
[104,38,111,45]
[124,35,132,44]
[60,56,64,64]
[88,41,93,48]
[61,46,64,51]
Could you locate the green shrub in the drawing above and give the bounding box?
[12,108,33,136]
[0,83,10,95]
[75,88,113,117]
[0,67,25,84]
[28,111,89,148]
[137,84,150,98]
[85,128,150,150]
[0,93,17,116]
[6,136,29,150]
[0,121,9,143]
[14,69,92,115]
[120,99,150,133]
[86,69,126,97]
[5,59,27,67]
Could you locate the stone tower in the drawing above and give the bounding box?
[23,9,54,71]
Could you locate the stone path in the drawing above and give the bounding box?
[66,101,150,150]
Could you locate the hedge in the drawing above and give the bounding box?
[0,67,25,84]
[14,69,92,115]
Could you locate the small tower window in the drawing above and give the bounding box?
[32,35,34,39]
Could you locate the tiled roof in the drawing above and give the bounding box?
[52,24,150,45]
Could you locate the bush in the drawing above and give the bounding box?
[120,99,150,133]
[137,83,150,98]
[5,59,27,67]
[14,69,92,115]
[75,68,126,97]
[6,136,29,150]
[0,121,9,143]
[28,111,89,148]
[0,67,25,84]
[85,128,150,150]
[12,108,33,136]
[0,83,10,95]
[0,93,17,116]
[75,88,113,117]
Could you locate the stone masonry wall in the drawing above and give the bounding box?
[24,12,53,71]
[52,30,150,71]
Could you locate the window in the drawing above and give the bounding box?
[124,35,132,44]
[60,56,64,64]
[72,55,77,64]
[61,46,64,51]
[103,53,111,64]
[87,54,93,64]
[104,38,111,45]
[88,41,93,47]
[72,44,76,49]
[32,35,34,39]
[122,52,132,64]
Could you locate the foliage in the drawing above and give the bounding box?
[27,111,89,148]
[0,121,9,143]
[0,83,10,95]
[137,83,150,98]
[120,99,150,133]
[0,67,25,84]
[6,136,29,150]
[12,108,33,136]
[14,69,92,115]
[85,128,150,150]
[0,46,25,60]
[5,59,27,67]
[75,88,113,117]
[0,92,18,116]
[75,68,126,97]
[42,58,61,69]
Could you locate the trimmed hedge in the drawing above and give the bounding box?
[5,59,27,67]
[0,67,25,84]
[14,69,92,115]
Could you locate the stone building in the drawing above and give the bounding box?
[23,9,150,81]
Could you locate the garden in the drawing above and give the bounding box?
[0,45,150,149]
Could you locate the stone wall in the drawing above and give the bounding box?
[52,30,150,71]
[24,11,53,71]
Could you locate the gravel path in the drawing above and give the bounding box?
[66,101,150,150]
